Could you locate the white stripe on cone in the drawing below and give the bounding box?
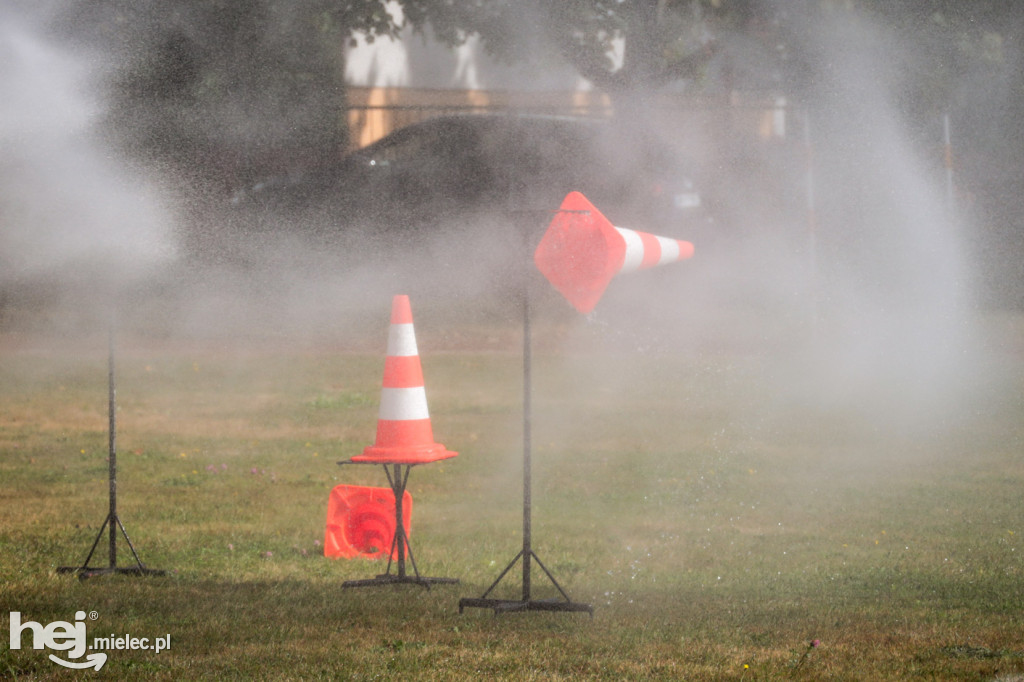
[655,235,681,264]
[378,386,430,421]
[614,226,687,273]
[387,323,418,357]
[616,227,646,274]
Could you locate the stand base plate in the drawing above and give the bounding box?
[57,566,167,580]
[459,597,593,615]
[343,574,459,590]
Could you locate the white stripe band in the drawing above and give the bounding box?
[656,236,679,264]
[378,387,430,420]
[615,227,645,274]
[387,323,418,357]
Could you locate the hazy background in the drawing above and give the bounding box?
[1,0,1021,443]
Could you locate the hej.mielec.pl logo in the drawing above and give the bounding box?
[9,611,171,671]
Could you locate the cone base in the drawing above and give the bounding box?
[324,485,412,561]
[351,443,458,465]
[534,191,624,314]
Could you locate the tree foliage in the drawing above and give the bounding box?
[56,0,1023,188]
[439,0,723,94]
[60,0,420,189]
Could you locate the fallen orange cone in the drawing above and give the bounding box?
[534,191,695,313]
[323,484,412,560]
[351,295,457,465]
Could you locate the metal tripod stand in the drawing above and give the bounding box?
[57,328,165,580]
[459,213,592,615]
[339,461,459,590]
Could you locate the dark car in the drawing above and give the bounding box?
[231,113,708,243]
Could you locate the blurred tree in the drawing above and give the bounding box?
[60,0,363,192]
[57,0,1021,182]
[520,0,720,95]
[56,4,1022,208]
[55,0,745,192]
[412,1,731,95]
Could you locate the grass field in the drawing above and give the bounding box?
[1,304,1023,680]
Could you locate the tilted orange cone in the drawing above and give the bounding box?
[323,484,412,560]
[534,191,695,314]
[350,295,457,465]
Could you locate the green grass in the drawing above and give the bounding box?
[2,317,1023,680]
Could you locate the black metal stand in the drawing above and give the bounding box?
[339,462,458,590]
[58,327,165,580]
[459,238,592,616]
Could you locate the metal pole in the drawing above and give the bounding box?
[943,112,955,213]
[394,464,406,579]
[803,107,819,337]
[522,284,532,603]
[107,325,117,568]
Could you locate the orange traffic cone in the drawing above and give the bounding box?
[534,191,695,313]
[324,484,413,560]
[350,295,457,464]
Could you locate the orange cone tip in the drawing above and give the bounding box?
[323,485,412,560]
[351,295,457,464]
[534,191,694,313]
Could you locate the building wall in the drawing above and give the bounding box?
[345,86,792,156]
[340,2,793,154]
[345,87,615,149]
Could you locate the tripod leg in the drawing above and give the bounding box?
[396,522,420,579]
[69,515,112,571]
[114,515,148,570]
[529,551,576,604]
[477,550,525,599]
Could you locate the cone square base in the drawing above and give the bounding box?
[324,485,412,560]
[534,191,626,314]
